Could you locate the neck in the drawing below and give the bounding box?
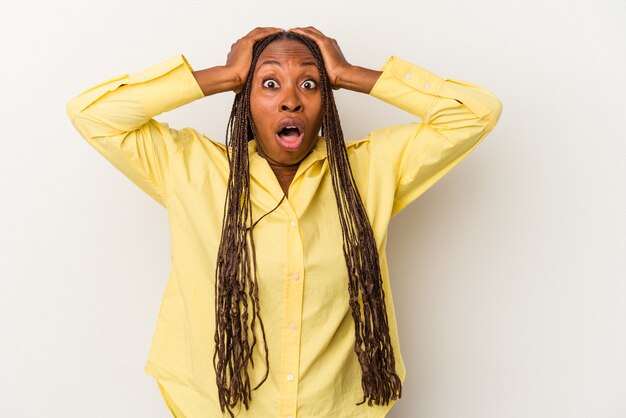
[269,161,298,196]
[257,148,299,197]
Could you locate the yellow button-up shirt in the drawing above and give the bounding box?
[67,53,502,418]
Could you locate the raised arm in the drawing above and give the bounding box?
[66,27,283,208]
[365,54,503,215]
[288,26,383,94]
[289,26,503,216]
[66,54,207,207]
[193,27,284,95]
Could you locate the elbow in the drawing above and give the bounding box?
[66,98,93,141]
[66,97,80,123]
[484,92,503,132]
[492,96,503,126]
[66,100,103,144]
[66,97,125,142]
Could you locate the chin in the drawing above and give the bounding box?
[264,135,317,165]
[276,149,310,166]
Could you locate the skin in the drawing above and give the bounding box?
[249,39,323,194]
[192,26,383,196]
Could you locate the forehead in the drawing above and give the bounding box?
[255,39,317,71]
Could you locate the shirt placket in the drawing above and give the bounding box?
[278,202,304,418]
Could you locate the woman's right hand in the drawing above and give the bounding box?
[226,27,284,94]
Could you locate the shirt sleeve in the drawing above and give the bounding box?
[66,54,206,208]
[367,55,503,217]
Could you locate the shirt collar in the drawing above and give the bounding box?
[248,136,328,181]
[242,136,327,202]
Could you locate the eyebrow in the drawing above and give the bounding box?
[257,60,318,69]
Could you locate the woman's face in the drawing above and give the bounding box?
[250,39,323,167]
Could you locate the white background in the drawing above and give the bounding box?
[1,0,624,417]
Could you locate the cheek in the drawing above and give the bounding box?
[309,95,322,117]
[311,100,323,127]
[250,96,274,128]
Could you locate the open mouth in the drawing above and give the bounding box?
[275,120,305,151]
[278,126,301,140]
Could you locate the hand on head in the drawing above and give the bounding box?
[226,27,284,94]
[225,26,352,93]
[287,27,352,90]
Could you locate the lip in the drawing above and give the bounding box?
[275,117,305,151]
[276,117,305,134]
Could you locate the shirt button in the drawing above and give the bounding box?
[290,219,297,227]
[292,273,299,281]
[424,82,431,89]
[289,322,296,330]
[287,374,294,381]
[288,416,293,418]
[405,72,413,80]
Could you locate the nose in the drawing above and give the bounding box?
[281,103,302,112]
[279,85,303,112]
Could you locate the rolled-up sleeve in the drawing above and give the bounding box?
[368,55,503,216]
[66,54,206,208]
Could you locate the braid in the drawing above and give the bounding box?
[213,32,401,417]
[213,35,274,417]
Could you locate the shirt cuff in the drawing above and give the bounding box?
[67,53,205,120]
[369,55,445,121]
[369,56,503,131]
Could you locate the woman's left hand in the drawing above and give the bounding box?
[288,26,353,90]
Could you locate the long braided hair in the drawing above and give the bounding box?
[213,31,402,417]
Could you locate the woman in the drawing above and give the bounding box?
[67,26,502,418]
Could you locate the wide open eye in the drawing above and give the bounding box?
[301,79,317,89]
[262,78,280,89]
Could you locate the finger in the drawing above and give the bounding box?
[291,26,328,42]
[291,26,324,35]
[249,26,283,35]
[303,26,327,37]
[288,27,317,39]
[247,27,284,42]
[288,28,319,47]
